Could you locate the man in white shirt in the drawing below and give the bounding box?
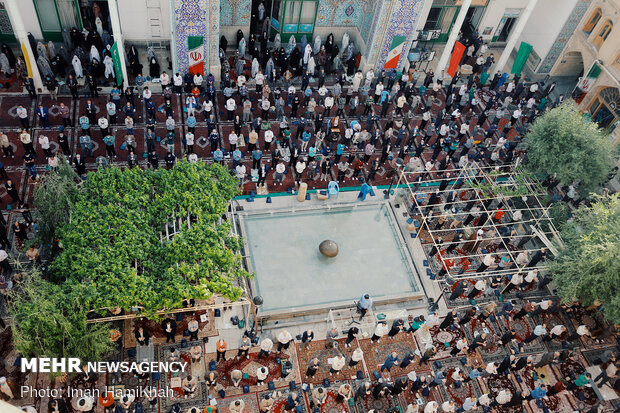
[38,135,51,158]
[264,129,274,150]
[255,71,264,93]
[440,401,455,413]
[160,71,170,87]
[173,72,183,93]
[142,87,152,103]
[275,161,286,185]
[261,97,270,119]
[544,324,566,341]
[235,163,246,184]
[277,330,293,351]
[16,105,29,129]
[185,132,195,153]
[193,73,203,87]
[226,97,237,120]
[98,116,109,137]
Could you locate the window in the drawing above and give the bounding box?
[583,8,601,34]
[424,7,442,30]
[282,0,317,37]
[592,20,612,48]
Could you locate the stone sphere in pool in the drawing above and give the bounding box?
[319,240,339,257]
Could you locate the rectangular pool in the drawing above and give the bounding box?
[240,203,421,314]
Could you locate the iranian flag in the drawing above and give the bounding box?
[188,36,204,75]
[384,35,406,69]
[573,62,601,103]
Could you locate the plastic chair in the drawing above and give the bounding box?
[328,181,339,198]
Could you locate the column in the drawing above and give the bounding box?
[5,0,43,91]
[493,0,539,74]
[107,0,129,89]
[169,0,178,75]
[434,0,472,81]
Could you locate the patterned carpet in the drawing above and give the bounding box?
[433,357,484,406]
[295,338,361,385]
[555,357,599,406]
[213,347,297,390]
[498,315,547,355]
[257,387,309,413]
[358,333,429,378]
[461,317,508,361]
[422,325,466,360]
[157,343,209,411]
[443,277,550,308]
[304,386,355,413]
[568,306,616,348]
[211,392,261,413]
[482,373,521,413]
[123,308,218,348]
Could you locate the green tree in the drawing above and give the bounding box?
[9,270,114,362]
[50,162,250,317]
[549,193,620,323]
[32,155,80,245]
[524,102,614,193]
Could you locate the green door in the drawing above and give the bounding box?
[281,0,318,42]
[33,0,64,42]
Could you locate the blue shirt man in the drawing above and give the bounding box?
[213,149,223,162]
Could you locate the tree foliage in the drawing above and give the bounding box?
[50,162,249,318]
[9,270,114,362]
[524,102,614,193]
[549,193,620,323]
[32,155,80,245]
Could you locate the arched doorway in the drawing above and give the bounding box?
[561,51,584,78]
[589,87,620,130]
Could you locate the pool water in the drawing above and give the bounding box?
[242,203,420,313]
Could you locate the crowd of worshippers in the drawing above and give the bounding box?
[116,293,617,413]
[0,27,569,196]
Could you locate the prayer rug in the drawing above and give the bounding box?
[443,277,549,309]
[496,315,546,355]
[358,333,429,378]
[567,306,616,348]
[212,392,260,412]
[481,373,521,413]
[213,348,296,390]
[420,324,466,360]
[554,357,599,406]
[123,306,217,348]
[432,357,484,406]
[303,385,356,413]
[462,317,509,361]
[257,387,309,412]
[158,343,210,411]
[296,338,362,385]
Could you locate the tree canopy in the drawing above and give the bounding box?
[10,162,249,360]
[9,270,115,361]
[549,193,620,323]
[32,155,80,245]
[524,102,614,194]
[49,162,250,317]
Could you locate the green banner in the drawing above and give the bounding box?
[111,42,123,87]
[511,41,533,76]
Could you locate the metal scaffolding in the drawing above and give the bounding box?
[397,161,562,281]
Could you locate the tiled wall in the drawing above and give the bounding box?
[220,0,251,27]
[173,0,220,75]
